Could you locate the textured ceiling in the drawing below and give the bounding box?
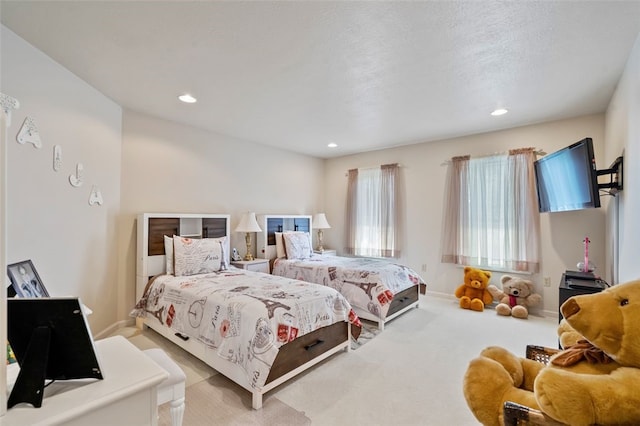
[1,1,639,158]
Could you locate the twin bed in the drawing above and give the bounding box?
[256,214,424,330]
[272,254,423,330]
[133,213,361,409]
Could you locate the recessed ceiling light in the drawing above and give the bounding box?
[491,108,508,116]
[327,143,338,148]
[178,94,197,103]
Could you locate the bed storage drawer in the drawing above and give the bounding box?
[388,285,419,315]
[265,321,348,384]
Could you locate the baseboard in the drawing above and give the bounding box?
[94,317,136,340]
[424,290,559,321]
[424,290,457,300]
[540,309,559,320]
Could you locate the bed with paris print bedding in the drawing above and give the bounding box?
[133,268,360,390]
[257,216,425,330]
[272,249,424,329]
[134,213,361,409]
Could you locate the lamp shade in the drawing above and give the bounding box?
[312,213,331,229]
[235,212,262,233]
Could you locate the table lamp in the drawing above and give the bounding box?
[312,213,331,252]
[235,212,262,261]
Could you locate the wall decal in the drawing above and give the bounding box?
[1,93,20,126]
[16,116,42,148]
[53,145,62,171]
[88,185,103,206]
[69,163,84,187]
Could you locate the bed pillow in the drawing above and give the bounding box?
[173,236,227,276]
[164,235,175,275]
[283,232,312,260]
[274,232,288,258]
[275,231,305,258]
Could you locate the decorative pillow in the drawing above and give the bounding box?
[275,231,305,258]
[164,235,175,275]
[275,232,287,258]
[283,232,312,260]
[173,236,227,276]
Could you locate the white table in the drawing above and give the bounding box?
[231,258,270,273]
[1,335,168,426]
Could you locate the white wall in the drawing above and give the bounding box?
[0,87,19,417]
[117,110,325,320]
[1,25,122,335]
[324,114,607,316]
[605,33,640,284]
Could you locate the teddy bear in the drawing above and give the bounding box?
[487,275,542,319]
[463,279,640,426]
[454,266,493,312]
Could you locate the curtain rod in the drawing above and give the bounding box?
[344,163,404,176]
[440,148,546,166]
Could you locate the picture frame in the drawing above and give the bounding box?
[6,260,49,298]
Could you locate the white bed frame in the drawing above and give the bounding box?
[136,213,351,409]
[257,213,420,330]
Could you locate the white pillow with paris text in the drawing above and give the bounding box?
[173,236,227,276]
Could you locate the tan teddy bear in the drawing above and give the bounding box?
[487,275,542,319]
[463,279,640,426]
[454,266,493,312]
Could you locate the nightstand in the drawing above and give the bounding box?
[231,258,270,273]
[313,249,337,256]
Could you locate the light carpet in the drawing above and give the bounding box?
[158,376,311,426]
[120,294,558,425]
[154,325,381,426]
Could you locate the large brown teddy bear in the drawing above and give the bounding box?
[487,275,542,319]
[455,266,493,312]
[463,279,640,425]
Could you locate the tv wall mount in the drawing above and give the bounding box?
[597,156,623,194]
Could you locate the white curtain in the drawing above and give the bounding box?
[346,163,401,258]
[441,149,540,273]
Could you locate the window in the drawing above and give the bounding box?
[346,163,401,258]
[440,149,540,273]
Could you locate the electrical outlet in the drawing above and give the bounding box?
[544,276,551,287]
[421,264,427,272]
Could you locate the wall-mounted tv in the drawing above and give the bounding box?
[534,138,600,213]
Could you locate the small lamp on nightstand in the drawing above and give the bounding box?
[235,212,262,261]
[312,213,331,252]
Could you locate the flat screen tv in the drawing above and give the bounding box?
[7,297,103,408]
[534,137,600,213]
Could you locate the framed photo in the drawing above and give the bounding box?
[6,260,49,298]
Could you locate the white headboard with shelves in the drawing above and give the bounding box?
[256,214,312,259]
[136,213,230,301]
